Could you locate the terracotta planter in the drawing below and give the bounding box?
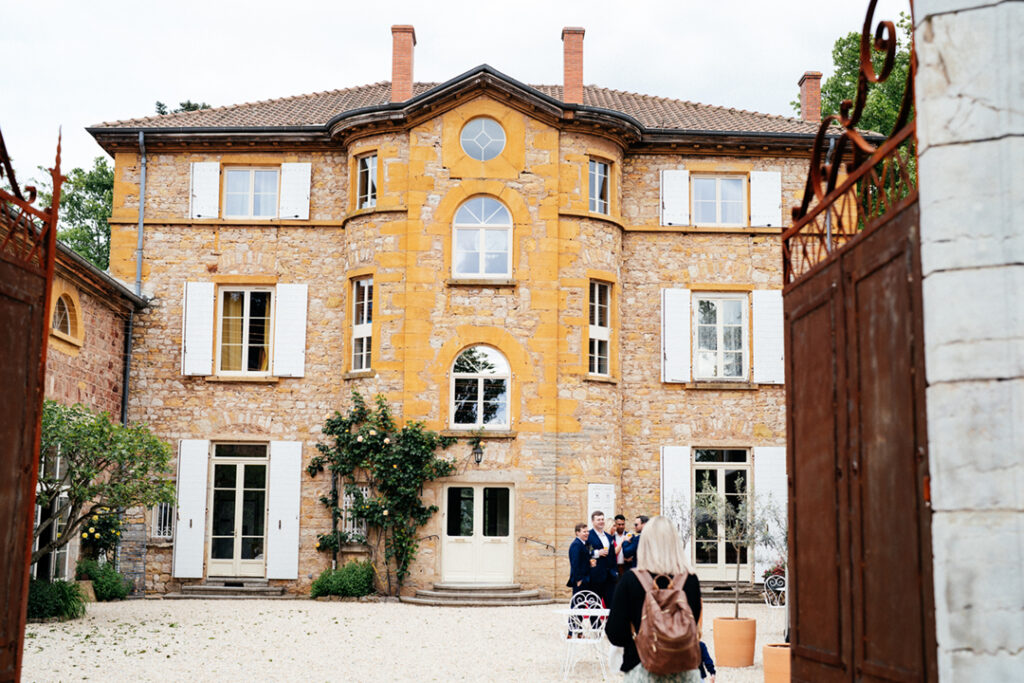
[712,617,756,667]
[762,643,791,683]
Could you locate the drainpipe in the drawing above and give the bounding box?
[135,132,146,296]
[120,310,133,424]
[824,136,836,248]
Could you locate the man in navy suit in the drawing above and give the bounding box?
[566,522,594,595]
[620,515,648,570]
[586,510,618,606]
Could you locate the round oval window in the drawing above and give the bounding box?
[459,118,505,161]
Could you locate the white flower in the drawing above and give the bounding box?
[383,438,390,444]
[357,436,364,443]
[369,430,377,436]
[382,510,389,517]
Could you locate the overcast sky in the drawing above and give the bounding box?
[2,0,909,182]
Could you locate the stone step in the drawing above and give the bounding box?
[163,593,295,600]
[412,588,542,601]
[399,595,554,607]
[180,584,286,597]
[701,582,770,604]
[429,582,522,592]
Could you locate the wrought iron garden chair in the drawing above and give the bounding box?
[562,590,609,680]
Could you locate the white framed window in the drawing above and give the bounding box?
[352,277,373,371]
[693,293,749,381]
[216,287,273,375]
[692,448,751,569]
[342,485,371,537]
[224,168,280,219]
[452,196,512,279]
[460,118,506,161]
[692,175,745,227]
[52,295,73,335]
[589,159,610,214]
[153,502,174,539]
[451,345,510,430]
[357,154,377,209]
[588,281,611,376]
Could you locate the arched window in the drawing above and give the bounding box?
[453,196,512,279]
[51,295,76,336]
[451,345,510,429]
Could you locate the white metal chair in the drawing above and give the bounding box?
[562,591,609,680]
[763,574,787,635]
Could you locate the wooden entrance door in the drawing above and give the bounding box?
[441,485,514,583]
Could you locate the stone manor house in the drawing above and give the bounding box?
[87,26,820,596]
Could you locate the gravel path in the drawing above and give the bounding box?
[23,600,785,682]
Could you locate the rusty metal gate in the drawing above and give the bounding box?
[782,3,937,681]
[0,129,62,682]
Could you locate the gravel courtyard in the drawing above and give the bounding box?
[23,600,785,682]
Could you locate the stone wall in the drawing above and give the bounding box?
[916,2,1024,678]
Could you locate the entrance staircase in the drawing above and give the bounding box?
[164,579,289,600]
[400,582,553,607]
[701,580,767,604]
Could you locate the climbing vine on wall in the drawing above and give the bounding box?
[308,392,456,594]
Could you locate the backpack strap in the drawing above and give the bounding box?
[669,570,688,591]
[632,568,655,592]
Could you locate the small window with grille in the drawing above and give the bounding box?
[152,502,174,539]
[342,485,370,538]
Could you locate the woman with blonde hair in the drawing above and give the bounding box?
[605,515,703,681]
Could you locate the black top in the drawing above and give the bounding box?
[605,569,702,673]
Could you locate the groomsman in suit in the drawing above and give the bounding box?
[566,522,595,595]
[621,515,648,570]
[586,510,618,606]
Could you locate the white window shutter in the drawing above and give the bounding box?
[172,439,210,579]
[189,162,220,219]
[661,446,692,552]
[752,289,785,384]
[267,441,302,580]
[753,446,788,580]
[181,282,215,376]
[278,162,311,220]
[272,284,308,377]
[749,171,782,227]
[662,288,691,382]
[660,169,690,226]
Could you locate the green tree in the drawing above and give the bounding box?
[34,157,114,270]
[33,400,175,567]
[795,13,912,135]
[308,393,457,594]
[155,100,212,115]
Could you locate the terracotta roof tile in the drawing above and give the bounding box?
[92,80,820,136]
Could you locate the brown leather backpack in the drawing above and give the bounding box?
[631,569,701,675]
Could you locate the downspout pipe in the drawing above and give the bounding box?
[122,131,146,424]
[135,132,146,296]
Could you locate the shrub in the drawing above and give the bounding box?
[27,579,86,620]
[310,561,376,598]
[76,559,131,601]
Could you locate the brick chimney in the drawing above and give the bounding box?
[561,27,585,105]
[391,25,416,103]
[798,71,822,123]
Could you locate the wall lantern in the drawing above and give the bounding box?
[472,442,484,465]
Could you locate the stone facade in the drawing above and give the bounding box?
[916,1,1024,678]
[38,246,143,586]
[96,69,808,597]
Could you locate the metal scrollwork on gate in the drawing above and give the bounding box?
[0,127,64,274]
[783,0,917,284]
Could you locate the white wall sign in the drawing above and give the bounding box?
[587,483,616,528]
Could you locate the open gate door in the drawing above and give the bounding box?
[0,129,62,682]
[782,3,937,681]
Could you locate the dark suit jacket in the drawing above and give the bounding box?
[566,537,591,588]
[621,532,640,569]
[586,529,618,583]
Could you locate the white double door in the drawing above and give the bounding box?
[441,484,514,583]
